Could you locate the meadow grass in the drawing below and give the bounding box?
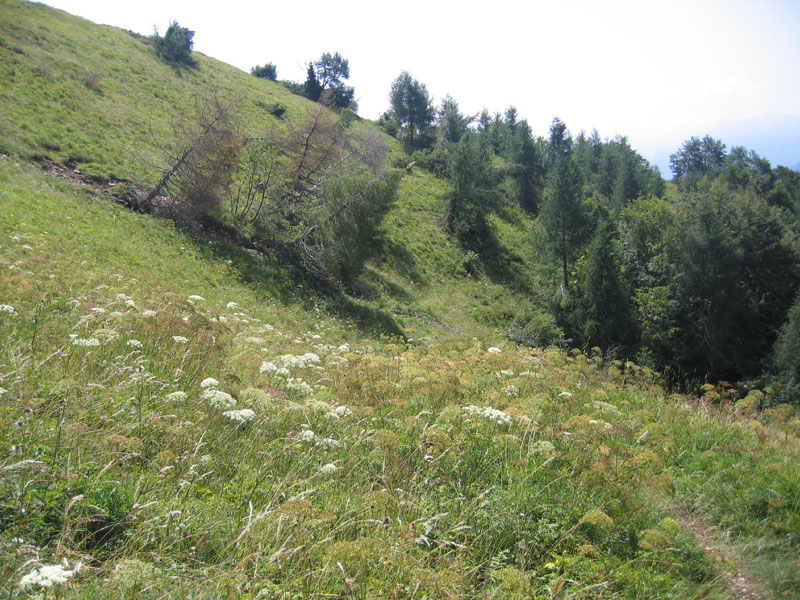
[1,2,800,597]
[3,157,799,598]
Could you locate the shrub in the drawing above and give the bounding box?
[250,62,277,80]
[154,21,195,65]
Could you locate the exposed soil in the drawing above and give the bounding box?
[36,158,169,212]
[670,506,767,600]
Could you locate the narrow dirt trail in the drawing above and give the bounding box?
[670,507,767,600]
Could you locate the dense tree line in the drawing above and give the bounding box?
[381,71,800,401]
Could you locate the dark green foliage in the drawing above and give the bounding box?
[386,71,435,149]
[303,64,322,102]
[445,131,497,250]
[669,135,726,191]
[436,95,470,146]
[507,306,564,347]
[250,62,277,80]
[153,21,195,65]
[568,216,635,350]
[539,127,587,290]
[508,120,545,213]
[306,167,400,283]
[304,52,355,109]
[574,132,664,211]
[771,293,800,402]
[546,117,571,167]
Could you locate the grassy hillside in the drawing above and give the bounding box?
[2,157,799,598]
[1,2,800,598]
[0,0,540,342]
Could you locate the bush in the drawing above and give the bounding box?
[250,63,277,80]
[507,308,564,348]
[154,21,195,65]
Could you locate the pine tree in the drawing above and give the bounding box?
[303,64,322,102]
[540,147,586,290]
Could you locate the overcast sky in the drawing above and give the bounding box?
[42,0,800,173]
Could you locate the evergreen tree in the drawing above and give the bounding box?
[154,21,195,65]
[569,216,635,350]
[387,71,435,149]
[436,95,470,146]
[250,63,277,80]
[510,121,545,213]
[303,64,322,102]
[669,135,726,191]
[313,52,355,109]
[540,120,586,290]
[445,131,497,249]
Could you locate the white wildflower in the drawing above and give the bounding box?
[19,561,81,589]
[319,463,338,476]
[90,307,106,314]
[487,347,502,354]
[462,404,512,426]
[226,301,238,309]
[297,429,316,443]
[188,295,205,302]
[172,336,188,344]
[334,405,352,418]
[259,361,278,374]
[202,388,236,410]
[316,437,341,450]
[275,367,290,377]
[126,339,143,349]
[0,304,16,314]
[141,309,157,318]
[287,378,314,397]
[21,244,33,250]
[505,385,520,397]
[277,352,321,369]
[165,391,187,402]
[200,377,219,389]
[222,409,255,426]
[72,337,100,347]
[500,369,514,376]
[558,391,573,399]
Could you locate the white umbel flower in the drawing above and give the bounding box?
[222,409,255,426]
[319,463,338,476]
[487,347,502,354]
[462,404,512,426]
[19,561,81,589]
[200,377,219,389]
[202,388,236,410]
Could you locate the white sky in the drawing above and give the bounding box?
[41,0,800,172]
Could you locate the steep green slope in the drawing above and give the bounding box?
[0,0,319,181]
[0,0,540,341]
[2,4,800,597]
[3,158,799,598]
